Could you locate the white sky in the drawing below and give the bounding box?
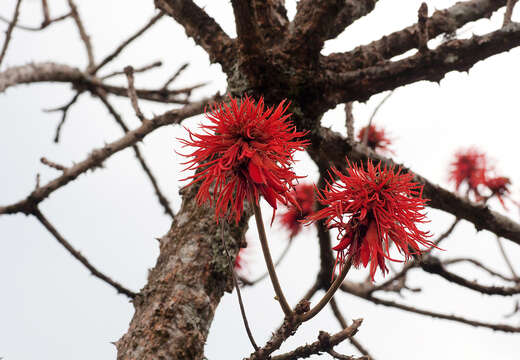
[1,1,519,359]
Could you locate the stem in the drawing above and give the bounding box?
[252,201,293,316]
[299,257,353,322]
[220,222,259,350]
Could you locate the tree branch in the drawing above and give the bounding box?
[0,96,217,216]
[0,0,23,68]
[324,0,508,72]
[325,0,379,41]
[32,208,137,298]
[66,0,95,71]
[323,22,520,104]
[154,0,235,72]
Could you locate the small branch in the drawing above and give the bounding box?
[363,91,394,146]
[239,238,293,286]
[329,298,373,359]
[299,257,353,322]
[161,63,188,90]
[221,222,258,351]
[32,208,137,298]
[66,0,95,71]
[328,349,368,360]
[345,103,354,141]
[270,319,364,360]
[341,283,520,332]
[443,257,517,282]
[0,12,70,31]
[124,66,146,122]
[40,157,67,171]
[0,0,23,69]
[93,12,164,74]
[101,61,162,80]
[43,91,82,143]
[420,256,520,296]
[94,89,175,219]
[41,0,50,26]
[504,0,519,26]
[497,236,519,280]
[417,2,429,53]
[0,96,217,215]
[252,201,292,316]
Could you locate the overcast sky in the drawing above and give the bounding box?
[1,1,519,359]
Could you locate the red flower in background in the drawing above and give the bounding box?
[308,159,433,280]
[234,248,246,271]
[485,176,511,209]
[279,184,315,238]
[180,95,308,223]
[449,148,487,197]
[357,125,392,153]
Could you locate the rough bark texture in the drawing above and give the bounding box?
[116,185,249,359]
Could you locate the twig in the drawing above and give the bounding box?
[93,12,164,74]
[443,257,517,282]
[252,201,292,316]
[43,91,82,143]
[269,320,364,360]
[94,90,175,219]
[504,0,519,26]
[220,222,259,351]
[101,61,162,80]
[345,102,354,141]
[124,66,146,121]
[35,173,40,189]
[40,157,67,171]
[420,256,520,295]
[0,96,217,215]
[299,257,353,322]
[417,3,429,53]
[41,0,50,26]
[161,63,189,90]
[32,208,137,298]
[66,0,95,71]
[0,12,70,31]
[239,238,293,286]
[328,349,368,360]
[329,297,373,359]
[0,0,23,69]
[362,91,394,146]
[496,236,519,280]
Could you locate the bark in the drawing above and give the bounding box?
[116,185,249,359]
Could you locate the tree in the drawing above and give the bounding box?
[1,0,520,359]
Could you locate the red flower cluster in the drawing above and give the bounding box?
[449,148,487,197]
[309,159,433,280]
[180,95,308,223]
[449,148,514,209]
[279,184,315,238]
[357,125,392,153]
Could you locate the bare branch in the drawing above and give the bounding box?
[41,0,50,26]
[504,0,519,26]
[0,12,70,31]
[270,319,364,360]
[345,103,354,141]
[155,0,235,71]
[324,0,509,72]
[94,89,175,219]
[323,22,520,104]
[420,256,520,296]
[124,66,146,122]
[497,236,519,279]
[161,62,188,90]
[32,208,137,298]
[230,0,264,64]
[0,0,23,68]
[0,96,218,215]
[341,283,520,332]
[43,91,83,143]
[329,298,373,359]
[40,157,67,171]
[363,90,394,145]
[93,12,164,74]
[101,61,162,80]
[251,0,288,43]
[417,2,429,53]
[324,0,378,41]
[443,257,517,283]
[66,0,95,71]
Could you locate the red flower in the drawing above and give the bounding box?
[279,184,316,238]
[449,148,487,197]
[485,176,511,209]
[234,248,246,271]
[180,95,308,223]
[308,159,433,280]
[357,125,392,153]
